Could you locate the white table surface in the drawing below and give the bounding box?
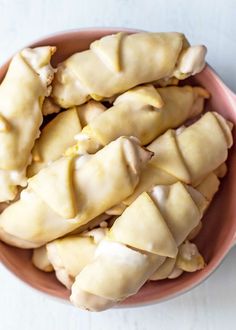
[0,0,236,329]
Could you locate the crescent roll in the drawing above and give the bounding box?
[28,101,106,176]
[71,179,216,311]
[0,137,152,248]
[0,46,55,201]
[149,111,233,185]
[122,111,232,207]
[69,85,208,154]
[52,32,207,107]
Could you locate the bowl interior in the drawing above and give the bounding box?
[0,29,236,306]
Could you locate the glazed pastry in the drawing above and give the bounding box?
[28,101,106,176]
[122,111,232,207]
[148,111,233,186]
[0,46,55,202]
[68,85,208,154]
[0,137,152,248]
[32,246,53,272]
[47,228,108,289]
[149,241,205,280]
[52,32,207,107]
[70,180,215,311]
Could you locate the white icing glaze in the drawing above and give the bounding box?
[20,188,34,201]
[95,240,147,266]
[74,155,92,169]
[150,185,169,207]
[176,125,186,135]
[56,268,74,289]
[0,148,33,200]
[0,167,28,201]
[177,45,207,75]
[38,65,54,87]
[82,228,107,244]
[75,75,90,94]
[70,286,114,312]
[8,169,26,184]
[74,133,90,141]
[180,241,199,261]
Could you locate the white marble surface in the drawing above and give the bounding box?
[0,0,236,329]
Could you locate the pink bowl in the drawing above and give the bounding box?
[0,28,235,307]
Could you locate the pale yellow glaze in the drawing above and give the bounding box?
[52,32,207,107]
[0,46,55,201]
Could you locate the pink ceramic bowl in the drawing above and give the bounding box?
[0,28,235,308]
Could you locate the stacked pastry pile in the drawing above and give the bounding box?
[0,32,233,312]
